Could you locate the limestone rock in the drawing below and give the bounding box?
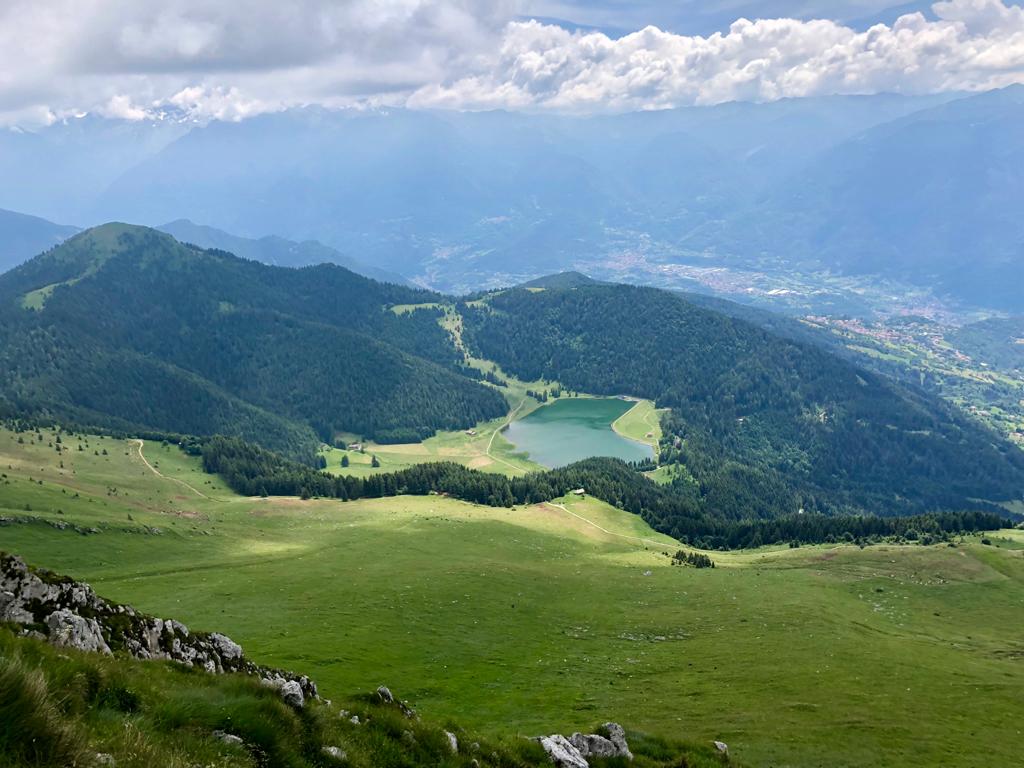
[213,730,244,746]
[0,552,319,707]
[539,735,589,768]
[94,753,116,766]
[714,740,729,754]
[568,733,617,758]
[209,632,242,662]
[376,685,394,703]
[322,746,346,760]
[280,679,305,708]
[445,730,459,753]
[46,610,111,654]
[601,722,633,760]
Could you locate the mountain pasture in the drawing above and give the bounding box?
[1,427,1022,767]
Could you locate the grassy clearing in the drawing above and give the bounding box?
[1,427,1023,767]
[611,400,665,449]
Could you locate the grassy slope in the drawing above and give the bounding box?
[1,428,1023,767]
[611,400,665,449]
[3,630,734,768]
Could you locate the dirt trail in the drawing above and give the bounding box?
[544,501,673,549]
[485,398,527,471]
[130,439,224,501]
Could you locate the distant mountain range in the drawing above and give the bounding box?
[0,208,78,274]
[0,211,407,285]
[156,219,409,285]
[0,88,1020,311]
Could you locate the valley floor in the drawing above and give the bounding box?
[1,428,1022,767]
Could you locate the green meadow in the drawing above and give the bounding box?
[2,427,1023,767]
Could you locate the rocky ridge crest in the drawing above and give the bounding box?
[0,552,317,703]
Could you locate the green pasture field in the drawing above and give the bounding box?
[1,427,1023,767]
[611,400,665,449]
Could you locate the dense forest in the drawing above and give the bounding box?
[201,436,1009,549]
[462,285,1024,518]
[0,225,507,457]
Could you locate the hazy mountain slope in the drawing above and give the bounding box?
[0,208,78,274]
[520,271,602,289]
[79,94,960,290]
[950,317,1024,372]
[0,117,186,223]
[463,284,1024,517]
[0,224,506,455]
[157,219,410,285]
[724,86,1024,310]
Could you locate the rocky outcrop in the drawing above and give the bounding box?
[539,735,590,768]
[377,684,417,718]
[0,553,317,704]
[46,609,111,654]
[539,723,632,767]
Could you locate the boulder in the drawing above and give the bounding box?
[46,610,111,654]
[94,753,116,766]
[445,730,459,754]
[213,730,244,746]
[322,746,346,760]
[601,722,633,760]
[209,632,243,662]
[539,735,589,768]
[376,685,394,703]
[568,733,618,758]
[280,679,305,708]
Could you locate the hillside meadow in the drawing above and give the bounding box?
[1,427,1023,767]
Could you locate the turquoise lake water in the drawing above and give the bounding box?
[503,397,654,468]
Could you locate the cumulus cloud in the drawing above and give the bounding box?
[411,0,1024,111]
[1,0,1023,125]
[0,0,513,124]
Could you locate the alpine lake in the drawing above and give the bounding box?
[503,397,654,468]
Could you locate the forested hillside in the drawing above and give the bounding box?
[463,285,1024,518]
[0,224,506,457]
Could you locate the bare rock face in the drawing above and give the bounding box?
[568,733,618,759]
[541,723,632,767]
[280,679,305,709]
[45,609,111,654]
[539,735,589,768]
[0,553,317,703]
[601,722,633,760]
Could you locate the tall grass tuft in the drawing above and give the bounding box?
[0,653,91,767]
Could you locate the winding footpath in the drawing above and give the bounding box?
[544,501,673,549]
[130,439,223,501]
[485,397,528,472]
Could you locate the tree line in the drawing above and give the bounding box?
[200,436,1010,550]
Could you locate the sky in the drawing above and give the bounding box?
[1,0,1023,125]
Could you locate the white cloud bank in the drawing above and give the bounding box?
[1,0,1023,125]
[411,0,1024,110]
